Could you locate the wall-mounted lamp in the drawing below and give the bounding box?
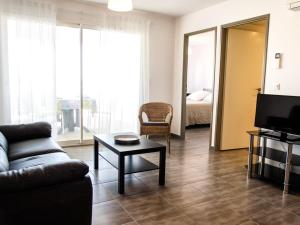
[288,0,300,10]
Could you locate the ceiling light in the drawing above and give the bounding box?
[108,0,133,12]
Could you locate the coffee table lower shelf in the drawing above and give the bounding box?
[94,133,166,194]
[99,151,159,174]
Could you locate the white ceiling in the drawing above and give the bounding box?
[85,0,228,16]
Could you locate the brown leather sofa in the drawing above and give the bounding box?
[0,122,92,225]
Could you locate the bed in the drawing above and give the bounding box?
[186,90,212,126]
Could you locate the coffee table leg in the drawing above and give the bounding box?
[159,148,166,185]
[118,155,125,194]
[94,139,99,170]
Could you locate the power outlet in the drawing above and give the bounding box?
[276,83,281,90]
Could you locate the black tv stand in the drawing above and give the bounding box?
[247,130,300,194]
[259,131,300,142]
[280,132,288,141]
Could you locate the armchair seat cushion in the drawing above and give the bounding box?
[9,152,70,171]
[142,122,169,126]
[8,138,64,161]
[140,126,170,135]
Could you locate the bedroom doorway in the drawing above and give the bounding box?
[181,27,217,149]
[215,15,269,151]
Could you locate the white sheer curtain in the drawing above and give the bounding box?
[0,1,150,137]
[82,14,150,134]
[0,0,56,133]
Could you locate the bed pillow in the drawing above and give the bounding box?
[187,90,209,101]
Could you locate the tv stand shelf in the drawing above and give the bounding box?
[252,147,300,166]
[247,130,300,194]
[249,131,300,144]
[256,131,300,145]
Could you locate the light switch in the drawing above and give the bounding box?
[275,53,282,69]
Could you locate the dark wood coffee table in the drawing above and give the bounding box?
[94,133,166,194]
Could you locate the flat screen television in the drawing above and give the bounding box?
[255,94,300,138]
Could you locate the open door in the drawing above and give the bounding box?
[217,17,269,150]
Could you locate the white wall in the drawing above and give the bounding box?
[172,0,300,149]
[187,31,215,93]
[55,0,175,104]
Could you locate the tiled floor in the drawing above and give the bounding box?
[64,128,300,225]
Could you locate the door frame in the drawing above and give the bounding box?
[214,14,270,151]
[180,27,217,150]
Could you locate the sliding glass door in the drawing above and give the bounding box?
[56,25,141,145]
[56,26,81,142]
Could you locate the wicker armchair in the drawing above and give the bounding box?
[139,102,173,153]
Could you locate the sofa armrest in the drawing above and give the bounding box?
[0,176,92,225]
[0,160,89,192]
[0,122,52,143]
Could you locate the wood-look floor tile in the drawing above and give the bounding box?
[136,174,162,190]
[287,203,300,216]
[92,200,133,225]
[92,168,133,184]
[250,185,300,208]
[119,192,174,221]
[158,184,220,208]
[122,222,139,225]
[226,178,267,192]
[64,145,93,161]
[65,128,300,225]
[89,158,113,171]
[253,209,300,225]
[239,221,259,225]
[93,184,116,204]
[137,209,196,225]
[133,170,158,178]
[102,177,153,197]
[270,192,300,208]
[224,194,277,220]
[190,178,230,194]
[88,172,99,185]
[179,196,253,224]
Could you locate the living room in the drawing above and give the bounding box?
[0,0,300,225]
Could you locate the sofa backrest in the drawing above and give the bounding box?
[0,147,9,172]
[0,122,52,144]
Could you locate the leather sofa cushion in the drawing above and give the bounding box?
[0,122,51,143]
[0,147,9,172]
[0,132,8,153]
[1,158,89,192]
[9,138,64,161]
[9,152,69,170]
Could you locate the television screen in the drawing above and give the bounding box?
[255,94,300,135]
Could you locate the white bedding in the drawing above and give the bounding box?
[186,99,212,126]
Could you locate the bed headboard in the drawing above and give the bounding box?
[203,88,213,93]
